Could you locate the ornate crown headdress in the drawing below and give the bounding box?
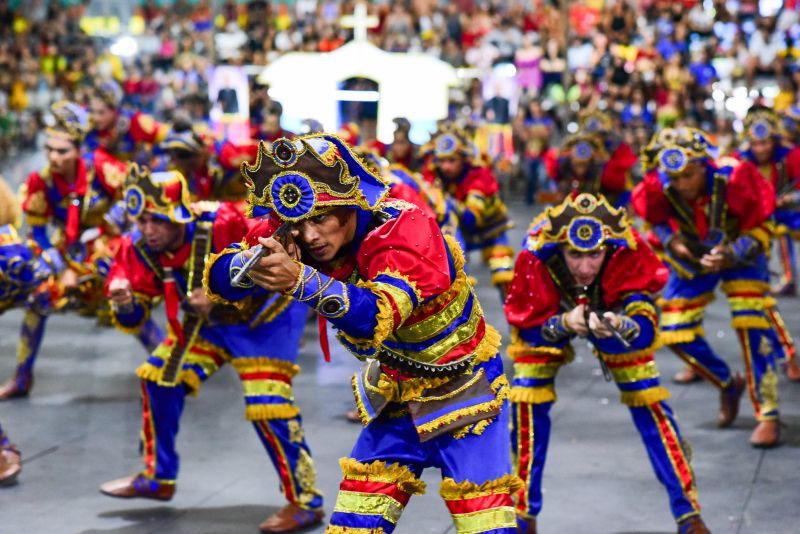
[531,193,636,252]
[46,101,90,143]
[241,134,389,221]
[642,127,717,176]
[124,164,194,223]
[562,132,608,162]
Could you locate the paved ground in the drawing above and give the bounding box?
[1,153,799,534]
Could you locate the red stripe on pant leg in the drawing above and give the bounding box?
[767,308,796,361]
[515,403,533,516]
[604,356,654,369]
[669,346,724,390]
[737,330,762,419]
[339,479,412,506]
[446,493,514,515]
[140,381,156,478]
[239,371,291,383]
[650,404,699,511]
[258,421,296,504]
[780,237,793,285]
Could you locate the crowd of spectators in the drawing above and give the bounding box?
[2,0,800,183]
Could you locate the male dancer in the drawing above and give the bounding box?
[506,193,708,534]
[101,166,323,532]
[206,134,520,533]
[633,127,787,447]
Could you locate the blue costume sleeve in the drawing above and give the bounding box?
[518,320,572,351]
[205,243,269,302]
[113,301,148,329]
[729,234,762,263]
[206,248,383,341]
[288,264,379,340]
[30,224,52,250]
[651,222,674,248]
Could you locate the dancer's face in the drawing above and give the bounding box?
[290,208,357,263]
[137,212,185,252]
[563,246,607,287]
[669,161,707,203]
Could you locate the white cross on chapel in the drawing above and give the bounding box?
[340,2,379,43]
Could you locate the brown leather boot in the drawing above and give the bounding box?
[99,474,175,500]
[750,420,781,448]
[259,503,324,533]
[718,373,745,428]
[0,445,21,486]
[0,373,32,400]
[677,515,711,534]
[673,367,701,384]
[785,358,800,382]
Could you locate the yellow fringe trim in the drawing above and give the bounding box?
[744,227,772,252]
[135,363,202,395]
[231,356,300,378]
[659,292,715,308]
[355,279,398,348]
[597,338,662,362]
[374,371,452,404]
[509,387,556,405]
[491,270,514,286]
[659,327,704,345]
[203,244,252,310]
[481,244,515,262]
[451,375,508,439]
[338,331,374,353]
[451,416,494,439]
[720,280,770,295]
[415,376,509,435]
[474,324,502,364]
[412,271,467,318]
[620,386,671,407]
[339,458,427,495]
[109,295,152,335]
[375,268,423,306]
[730,316,770,330]
[352,373,371,426]
[507,342,573,361]
[444,234,467,272]
[245,403,300,421]
[325,527,383,534]
[439,474,525,501]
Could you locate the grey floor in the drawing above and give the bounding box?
[1,156,799,533]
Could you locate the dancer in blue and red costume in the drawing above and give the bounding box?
[85,80,170,164]
[0,223,64,484]
[99,165,323,532]
[633,127,788,448]
[505,193,709,534]
[543,129,635,208]
[0,183,66,485]
[159,123,258,201]
[734,108,800,381]
[422,123,515,295]
[206,133,520,533]
[738,106,800,298]
[354,144,464,251]
[0,101,163,400]
[578,110,639,195]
